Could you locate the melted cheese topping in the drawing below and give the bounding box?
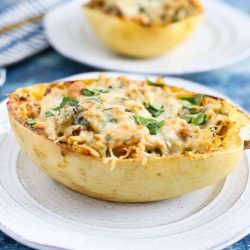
[105,0,166,19]
[86,0,202,25]
[10,75,241,159]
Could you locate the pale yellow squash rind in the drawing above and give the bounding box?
[8,111,244,203]
[83,6,203,58]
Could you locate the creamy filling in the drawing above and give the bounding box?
[86,0,202,25]
[10,75,237,159]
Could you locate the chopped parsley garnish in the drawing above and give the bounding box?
[139,6,145,13]
[181,95,204,112]
[172,16,180,23]
[82,89,94,96]
[184,113,208,125]
[181,94,208,125]
[147,121,165,135]
[194,95,204,105]
[27,119,36,126]
[146,79,166,87]
[192,113,208,125]
[45,111,54,117]
[180,94,204,106]
[53,97,79,111]
[134,115,165,135]
[93,89,108,95]
[125,108,132,112]
[82,88,108,96]
[182,100,196,110]
[145,103,165,117]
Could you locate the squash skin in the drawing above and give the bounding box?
[8,106,243,203]
[83,6,203,58]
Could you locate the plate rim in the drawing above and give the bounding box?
[44,0,250,75]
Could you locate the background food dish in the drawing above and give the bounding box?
[84,0,203,57]
[44,0,250,74]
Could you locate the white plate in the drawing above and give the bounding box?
[44,0,250,75]
[1,72,250,250]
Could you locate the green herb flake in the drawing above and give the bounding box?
[146,79,166,87]
[93,89,103,95]
[158,120,165,128]
[145,103,165,117]
[139,6,145,13]
[66,98,79,106]
[110,118,118,123]
[172,16,180,23]
[134,115,156,126]
[52,106,61,111]
[182,100,196,110]
[147,123,159,135]
[27,119,36,126]
[193,95,204,105]
[45,111,54,117]
[82,88,108,96]
[53,97,79,111]
[134,115,165,135]
[192,113,208,125]
[180,94,204,106]
[184,113,208,125]
[82,88,94,96]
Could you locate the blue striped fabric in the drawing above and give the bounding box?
[0,0,66,66]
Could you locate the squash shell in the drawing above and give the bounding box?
[7,81,249,203]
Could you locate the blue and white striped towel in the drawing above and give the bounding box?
[0,0,65,67]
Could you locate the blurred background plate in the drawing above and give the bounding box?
[44,0,250,75]
[0,72,250,250]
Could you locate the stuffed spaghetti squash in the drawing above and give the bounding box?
[84,0,204,57]
[7,74,250,202]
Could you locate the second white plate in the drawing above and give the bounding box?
[44,0,250,75]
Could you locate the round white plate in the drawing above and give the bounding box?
[1,72,250,250]
[44,0,250,75]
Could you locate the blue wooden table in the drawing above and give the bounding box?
[0,1,250,249]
